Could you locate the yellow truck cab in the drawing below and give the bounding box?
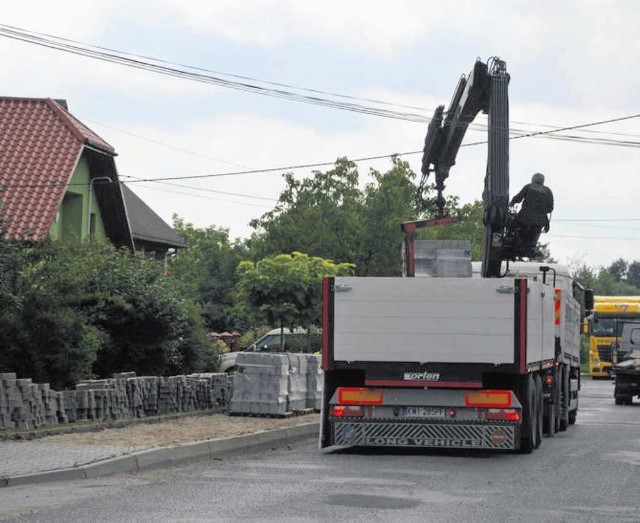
[587,296,640,378]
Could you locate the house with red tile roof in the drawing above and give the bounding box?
[0,97,185,259]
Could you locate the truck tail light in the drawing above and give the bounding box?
[486,408,521,422]
[332,406,364,418]
[337,387,384,405]
[465,390,511,408]
[545,375,554,386]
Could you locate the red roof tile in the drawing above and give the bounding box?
[0,97,115,240]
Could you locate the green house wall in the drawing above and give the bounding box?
[48,155,108,242]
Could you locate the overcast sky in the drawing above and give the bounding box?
[2,0,640,269]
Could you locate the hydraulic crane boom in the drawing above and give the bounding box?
[417,58,511,278]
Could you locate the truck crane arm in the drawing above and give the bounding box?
[417,58,511,278]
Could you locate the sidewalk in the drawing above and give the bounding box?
[0,414,320,488]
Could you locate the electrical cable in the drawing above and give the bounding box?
[3,22,640,147]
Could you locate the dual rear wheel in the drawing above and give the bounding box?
[520,374,543,453]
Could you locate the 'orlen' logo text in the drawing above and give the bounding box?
[403,372,440,381]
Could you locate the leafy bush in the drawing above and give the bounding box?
[0,238,214,387]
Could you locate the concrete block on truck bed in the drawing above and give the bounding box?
[411,239,471,278]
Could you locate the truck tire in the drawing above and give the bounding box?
[559,365,570,432]
[553,368,561,433]
[543,401,556,436]
[534,374,543,448]
[543,372,557,436]
[615,391,633,405]
[569,397,578,425]
[519,375,536,454]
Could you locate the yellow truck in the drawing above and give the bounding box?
[587,296,640,378]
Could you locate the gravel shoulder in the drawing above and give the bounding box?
[40,413,320,448]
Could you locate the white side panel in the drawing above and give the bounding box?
[526,282,555,364]
[332,277,515,364]
[560,293,581,362]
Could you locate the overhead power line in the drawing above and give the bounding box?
[4,108,640,190]
[129,182,274,209]
[2,23,640,148]
[120,175,277,202]
[0,24,434,124]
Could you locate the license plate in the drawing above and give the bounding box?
[402,406,446,419]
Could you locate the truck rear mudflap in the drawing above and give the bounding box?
[325,387,522,451]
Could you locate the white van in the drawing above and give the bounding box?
[219,328,321,373]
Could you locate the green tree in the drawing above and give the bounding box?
[250,158,364,265]
[417,200,485,260]
[359,156,418,275]
[608,258,628,282]
[169,217,249,332]
[569,258,640,295]
[627,261,640,288]
[234,252,353,349]
[591,267,639,295]
[570,262,596,290]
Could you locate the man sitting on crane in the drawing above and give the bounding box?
[509,172,554,257]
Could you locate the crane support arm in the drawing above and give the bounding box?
[417,58,512,278]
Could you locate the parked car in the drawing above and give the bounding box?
[219,328,321,373]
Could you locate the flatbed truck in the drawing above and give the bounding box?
[320,263,587,452]
[319,57,592,453]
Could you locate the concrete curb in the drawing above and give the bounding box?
[1,421,319,488]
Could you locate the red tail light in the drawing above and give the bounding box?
[338,387,384,405]
[332,406,364,418]
[465,390,511,408]
[486,408,521,422]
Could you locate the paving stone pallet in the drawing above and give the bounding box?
[229,353,323,417]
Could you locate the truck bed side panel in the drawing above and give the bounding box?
[560,294,581,363]
[333,277,515,364]
[526,282,555,365]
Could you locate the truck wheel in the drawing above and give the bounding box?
[553,368,561,433]
[569,398,578,425]
[559,365,570,432]
[543,401,556,436]
[534,375,543,448]
[543,373,557,436]
[519,375,536,454]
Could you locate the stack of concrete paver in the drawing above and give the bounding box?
[0,372,231,431]
[410,239,472,278]
[0,375,66,430]
[230,353,290,416]
[230,353,324,416]
[287,354,308,412]
[306,355,323,411]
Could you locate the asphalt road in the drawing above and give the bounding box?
[1,378,639,522]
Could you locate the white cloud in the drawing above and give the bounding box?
[160,0,425,56]
[2,0,640,269]
[1,1,111,38]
